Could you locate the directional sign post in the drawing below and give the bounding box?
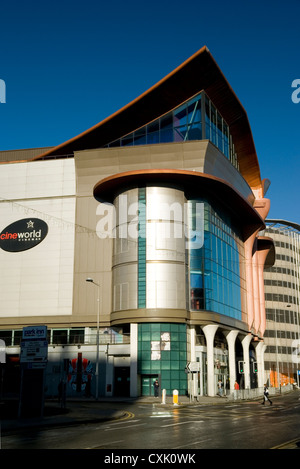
[186,362,200,373]
[186,362,200,402]
[20,340,48,366]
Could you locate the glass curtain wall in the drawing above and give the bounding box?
[138,323,187,396]
[188,199,245,320]
[105,92,239,170]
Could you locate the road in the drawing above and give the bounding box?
[2,391,300,450]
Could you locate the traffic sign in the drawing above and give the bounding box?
[20,340,48,363]
[186,362,200,373]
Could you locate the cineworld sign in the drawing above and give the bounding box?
[0,218,48,252]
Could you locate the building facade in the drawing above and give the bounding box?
[0,47,274,399]
[262,220,300,387]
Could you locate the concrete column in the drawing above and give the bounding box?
[255,341,266,389]
[252,240,261,334]
[130,323,138,397]
[189,326,196,363]
[224,330,239,392]
[257,247,271,336]
[202,325,218,396]
[105,353,114,396]
[244,233,256,331]
[241,334,252,389]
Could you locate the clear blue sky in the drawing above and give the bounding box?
[0,0,299,223]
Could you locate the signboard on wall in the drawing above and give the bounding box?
[0,218,48,252]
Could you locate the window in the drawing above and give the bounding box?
[52,329,68,345]
[105,92,239,170]
[187,199,244,320]
[0,330,12,346]
[138,323,187,395]
[69,329,85,344]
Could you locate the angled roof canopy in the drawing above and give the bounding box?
[93,168,264,229]
[32,46,262,189]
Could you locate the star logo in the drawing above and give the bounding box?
[27,220,34,229]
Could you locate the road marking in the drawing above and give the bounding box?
[104,423,146,431]
[271,437,300,449]
[150,412,173,418]
[173,438,212,449]
[105,420,137,427]
[228,427,258,436]
[161,420,204,428]
[86,440,125,449]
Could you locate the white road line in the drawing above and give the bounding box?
[228,427,258,436]
[86,440,125,449]
[104,419,140,428]
[161,420,204,428]
[173,438,212,449]
[104,423,146,431]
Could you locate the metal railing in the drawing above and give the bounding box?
[0,332,131,347]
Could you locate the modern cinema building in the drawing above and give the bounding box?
[0,47,274,399]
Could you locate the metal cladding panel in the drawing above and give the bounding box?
[112,187,187,314]
[146,187,186,310]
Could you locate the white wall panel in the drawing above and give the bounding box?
[0,159,76,317]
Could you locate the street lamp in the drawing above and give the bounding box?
[86,278,100,400]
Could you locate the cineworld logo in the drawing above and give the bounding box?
[0,218,48,252]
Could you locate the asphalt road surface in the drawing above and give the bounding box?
[2,391,300,450]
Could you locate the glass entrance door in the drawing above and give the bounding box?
[141,374,159,396]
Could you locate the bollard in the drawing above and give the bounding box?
[161,388,166,404]
[173,389,179,405]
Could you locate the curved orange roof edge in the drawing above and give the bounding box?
[31,46,262,189]
[93,168,264,230]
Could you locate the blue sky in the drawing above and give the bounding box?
[0,0,299,223]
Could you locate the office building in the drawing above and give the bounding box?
[262,220,300,387]
[0,46,274,398]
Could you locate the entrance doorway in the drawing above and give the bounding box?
[141,374,159,396]
[114,367,130,396]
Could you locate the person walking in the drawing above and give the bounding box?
[218,379,224,396]
[262,384,272,405]
[153,379,159,398]
[234,380,239,400]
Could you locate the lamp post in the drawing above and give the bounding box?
[86,278,100,400]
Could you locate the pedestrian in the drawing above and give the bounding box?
[218,379,223,396]
[153,379,159,398]
[262,384,272,405]
[234,380,239,400]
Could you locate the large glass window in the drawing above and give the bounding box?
[188,199,245,320]
[104,92,239,171]
[138,323,187,395]
[138,188,146,308]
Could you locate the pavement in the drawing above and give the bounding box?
[0,394,232,433]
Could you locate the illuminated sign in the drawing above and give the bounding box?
[0,218,48,252]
